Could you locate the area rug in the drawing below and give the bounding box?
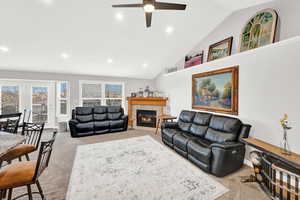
[66,136,228,200]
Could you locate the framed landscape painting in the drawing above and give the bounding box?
[184,51,204,68]
[239,9,278,52]
[207,37,233,62]
[192,66,239,115]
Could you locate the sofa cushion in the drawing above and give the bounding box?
[107,106,123,113]
[75,107,93,123]
[205,116,242,143]
[110,120,124,129]
[94,114,107,121]
[108,113,122,120]
[94,106,107,114]
[178,121,192,132]
[178,111,195,132]
[193,112,212,126]
[94,121,110,130]
[205,128,238,143]
[173,132,197,152]
[179,110,195,123]
[187,140,211,164]
[209,116,242,134]
[190,124,208,137]
[161,128,181,143]
[76,107,93,115]
[76,122,94,132]
[76,115,93,123]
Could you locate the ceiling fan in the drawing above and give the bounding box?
[112,0,187,28]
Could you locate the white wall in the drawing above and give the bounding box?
[0,70,156,114]
[155,37,300,155]
[172,0,300,70]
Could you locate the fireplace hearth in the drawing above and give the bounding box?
[136,110,157,128]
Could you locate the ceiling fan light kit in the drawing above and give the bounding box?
[144,4,155,13]
[112,0,187,28]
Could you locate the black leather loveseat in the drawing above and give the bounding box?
[69,106,128,137]
[161,110,251,177]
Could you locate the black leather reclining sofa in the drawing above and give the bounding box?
[161,110,251,177]
[69,106,128,137]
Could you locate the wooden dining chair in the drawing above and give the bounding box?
[0,123,45,168]
[0,132,57,200]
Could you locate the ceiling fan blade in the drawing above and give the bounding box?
[154,2,186,10]
[112,4,144,8]
[145,12,152,28]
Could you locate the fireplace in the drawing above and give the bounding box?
[136,110,157,128]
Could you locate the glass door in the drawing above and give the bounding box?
[30,82,55,128]
[31,86,48,124]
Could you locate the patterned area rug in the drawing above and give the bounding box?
[66,136,228,200]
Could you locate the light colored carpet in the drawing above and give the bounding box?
[8,129,268,200]
[67,136,229,200]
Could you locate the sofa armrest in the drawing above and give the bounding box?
[121,115,128,120]
[210,142,246,177]
[121,115,128,131]
[210,142,245,150]
[238,124,252,141]
[71,109,76,120]
[69,119,79,125]
[69,119,79,138]
[161,122,178,129]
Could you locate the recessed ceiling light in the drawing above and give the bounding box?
[61,53,70,59]
[107,58,113,64]
[115,12,124,21]
[39,0,54,6]
[142,63,148,68]
[165,26,174,34]
[0,46,9,53]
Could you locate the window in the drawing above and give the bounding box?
[105,84,123,106]
[80,81,124,107]
[0,85,20,114]
[32,86,48,123]
[57,81,69,116]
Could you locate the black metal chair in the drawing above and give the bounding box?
[0,113,22,132]
[0,132,57,200]
[0,123,45,168]
[3,119,20,134]
[18,109,31,129]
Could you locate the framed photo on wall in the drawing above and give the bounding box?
[192,66,239,115]
[239,9,278,52]
[184,51,204,68]
[207,37,233,62]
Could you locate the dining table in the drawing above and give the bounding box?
[0,131,25,160]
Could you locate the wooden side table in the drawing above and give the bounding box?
[155,115,177,135]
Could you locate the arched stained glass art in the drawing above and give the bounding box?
[239,9,278,52]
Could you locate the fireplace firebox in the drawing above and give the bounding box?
[136,110,157,128]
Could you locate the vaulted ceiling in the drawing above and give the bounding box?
[0,0,273,79]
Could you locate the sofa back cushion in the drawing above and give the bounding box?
[75,107,93,123]
[205,115,242,143]
[178,110,195,132]
[93,106,108,121]
[107,106,123,120]
[190,112,212,137]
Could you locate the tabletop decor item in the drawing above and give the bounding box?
[185,50,204,68]
[144,86,150,97]
[207,37,233,62]
[138,88,144,97]
[279,114,292,155]
[131,92,137,97]
[239,9,278,52]
[192,66,239,115]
